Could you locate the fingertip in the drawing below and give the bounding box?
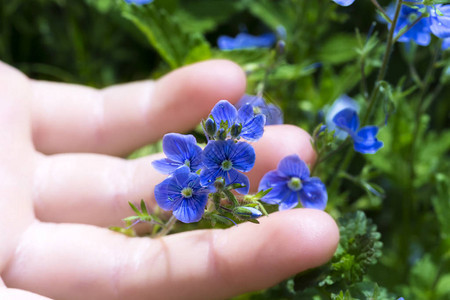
[154,59,246,117]
[249,125,317,191]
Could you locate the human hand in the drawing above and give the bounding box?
[0,59,339,299]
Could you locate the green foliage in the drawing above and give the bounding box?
[121,2,211,69]
[320,211,383,286]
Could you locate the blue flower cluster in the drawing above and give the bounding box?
[153,100,265,223]
[153,100,329,223]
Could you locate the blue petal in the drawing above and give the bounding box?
[230,142,256,172]
[217,36,238,50]
[240,114,266,142]
[332,0,355,6]
[277,154,310,179]
[224,169,250,194]
[326,95,360,140]
[124,0,153,4]
[200,166,223,186]
[162,133,202,172]
[258,170,289,204]
[155,177,171,210]
[442,37,450,50]
[202,140,230,169]
[430,5,450,38]
[218,33,276,50]
[279,191,299,211]
[353,126,384,154]
[237,103,254,123]
[261,104,283,125]
[333,108,359,134]
[211,100,237,129]
[172,193,208,223]
[299,177,328,210]
[151,158,182,174]
[236,94,265,108]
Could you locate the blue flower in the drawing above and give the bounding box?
[152,133,203,174]
[200,140,255,194]
[236,94,283,125]
[383,2,450,46]
[331,0,356,6]
[124,0,154,4]
[217,33,276,50]
[325,95,360,140]
[258,154,327,210]
[209,100,266,142]
[333,108,384,154]
[155,166,211,223]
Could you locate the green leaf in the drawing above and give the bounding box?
[128,201,141,216]
[140,199,149,215]
[432,174,450,238]
[121,4,211,69]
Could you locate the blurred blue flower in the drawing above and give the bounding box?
[210,100,266,141]
[443,37,450,50]
[155,166,210,223]
[383,2,450,46]
[332,0,356,6]
[236,94,283,125]
[217,33,276,50]
[333,108,384,154]
[325,95,360,140]
[152,133,203,174]
[258,154,327,210]
[200,140,255,194]
[124,0,154,4]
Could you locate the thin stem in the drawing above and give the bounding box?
[371,0,393,23]
[156,215,177,238]
[394,15,425,43]
[362,0,403,126]
[223,189,240,207]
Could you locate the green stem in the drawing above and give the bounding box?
[371,0,392,23]
[394,15,425,43]
[362,0,403,126]
[223,189,240,207]
[156,215,177,238]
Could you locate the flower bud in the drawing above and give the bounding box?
[217,128,227,140]
[233,206,262,219]
[204,118,217,137]
[230,123,242,139]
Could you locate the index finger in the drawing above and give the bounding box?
[30,60,246,156]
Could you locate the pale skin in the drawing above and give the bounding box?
[0,59,339,300]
